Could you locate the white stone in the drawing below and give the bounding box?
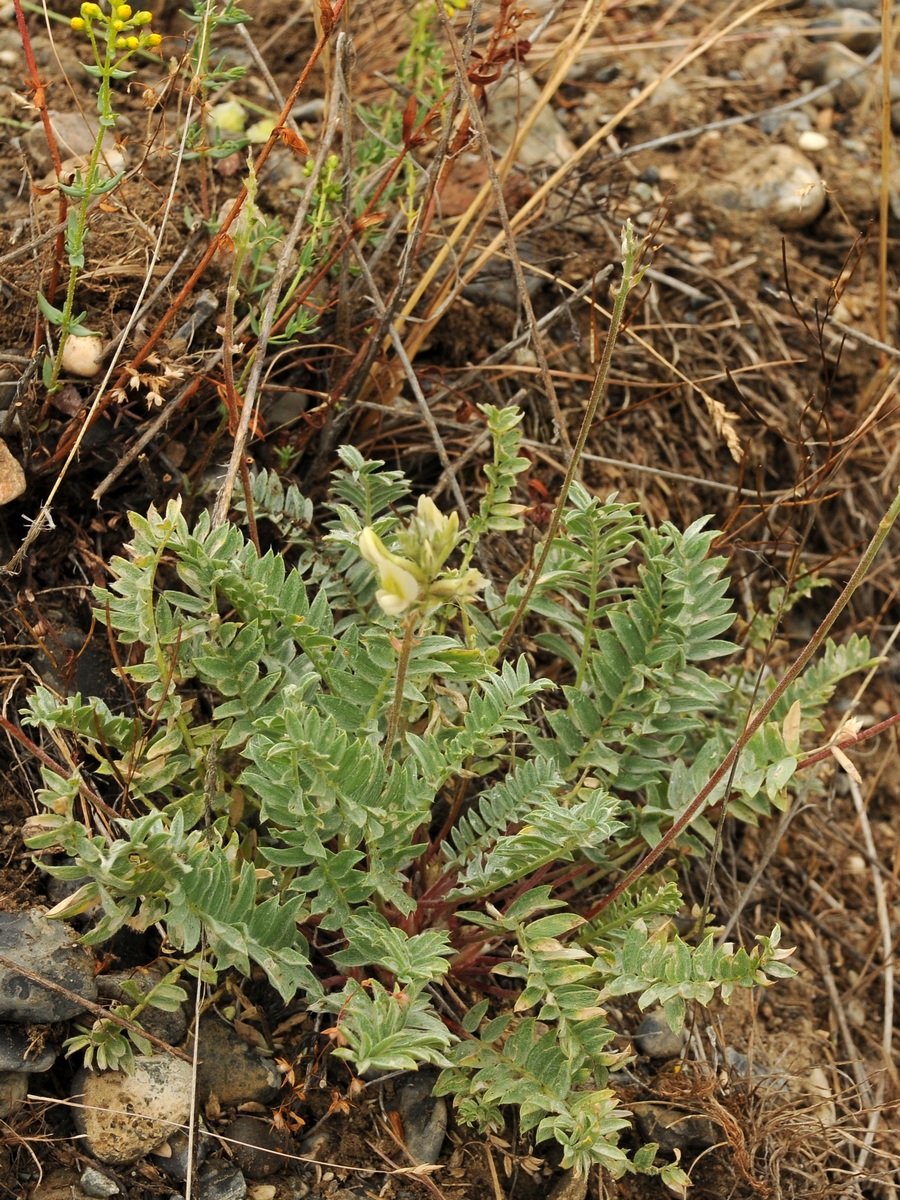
[798,130,828,152]
[61,334,104,379]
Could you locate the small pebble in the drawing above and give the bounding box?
[196,1161,247,1200]
[192,1016,281,1106]
[548,1169,588,1200]
[73,1056,193,1166]
[632,1102,720,1153]
[704,144,825,230]
[223,1115,292,1179]
[61,334,105,379]
[79,1167,120,1198]
[809,9,880,53]
[634,1008,685,1059]
[798,130,829,151]
[394,1068,447,1165]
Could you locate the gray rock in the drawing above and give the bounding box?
[196,1161,247,1200]
[79,1166,121,1197]
[725,1046,790,1093]
[632,1103,720,1154]
[634,1009,685,1059]
[810,9,880,52]
[24,110,121,174]
[740,38,789,89]
[193,1016,280,1106]
[485,66,576,168]
[0,1023,56,1072]
[703,144,825,231]
[96,966,188,1047]
[0,1069,28,1118]
[806,44,900,110]
[72,1055,194,1166]
[0,909,97,1022]
[462,241,544,308]
[223,1115,292,1179]
[394,1069,447,1165]
[148,1125,210,1180]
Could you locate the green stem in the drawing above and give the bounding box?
[497,222,643,657]
[586,482,900,920]
[47,25,122,393]
[383,614,418,762]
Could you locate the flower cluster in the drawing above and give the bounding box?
[359,496,485,617]
[71,3,162,52]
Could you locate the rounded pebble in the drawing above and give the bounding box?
[79,1166,120,1197]
[193,1017,281,1106]
[634,1008,686,1059]
[72,1055,193,1166]
[798,130,829,152]
[61,334,105,379]
[0,439,25,505]
[223,1116,292,1179]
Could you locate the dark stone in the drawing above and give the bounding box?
[223,1115,293,1179]
[634,1009,685,1059]
[632,1102,720,1154]
[148,1126,210,1180]
[0,1023,57,1072]
[394,1069,447,1165]
[192,1017,280,1106]
[195,1161,247,1200]
[96,966,188,1046]
[0,910,97,1021]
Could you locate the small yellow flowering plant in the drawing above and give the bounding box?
[38,4,162,394]
[359,496,485,617]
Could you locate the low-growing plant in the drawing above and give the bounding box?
[23,384,877,1181]
[40,2,162,394]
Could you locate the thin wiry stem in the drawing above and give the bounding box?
[496,222,644,657]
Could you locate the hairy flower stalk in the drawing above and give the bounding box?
[359,497,485,761]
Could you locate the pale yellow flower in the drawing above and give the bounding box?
[359,528,422,616]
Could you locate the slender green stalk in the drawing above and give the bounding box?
[42,3,161,393]
[497,222,644,657]
[384,614,418,762]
